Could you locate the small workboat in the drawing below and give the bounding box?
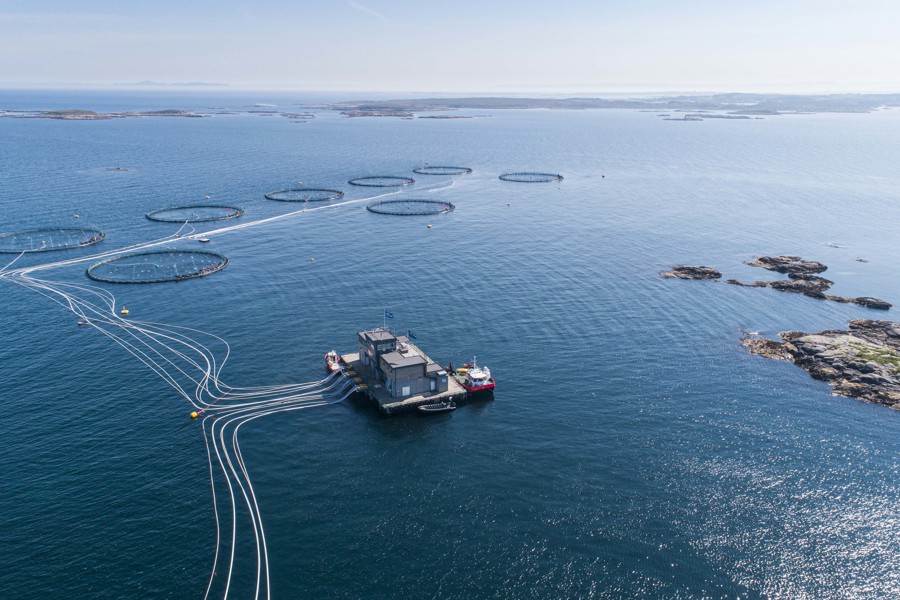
[324,350,343,373]
[418,401,456,414]
[454,357,495,394]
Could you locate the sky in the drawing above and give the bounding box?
[2,0,900,93]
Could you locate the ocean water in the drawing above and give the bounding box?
[1,90,899,599]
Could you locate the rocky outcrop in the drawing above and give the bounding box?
[746,255,828,275]
[742,320,900,408]
[728,273,834,296]
[726,256,891,310]
[665,255,892,310]
[854,297,893,310]
[741,336,793,360]
[661,265,722,280]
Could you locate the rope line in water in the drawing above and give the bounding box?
[0,181,455,599]
[5,266,357,599]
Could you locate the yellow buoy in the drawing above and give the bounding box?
[190,411,199,419]
[120,306,129,315]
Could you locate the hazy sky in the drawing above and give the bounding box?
[3,0,900,92]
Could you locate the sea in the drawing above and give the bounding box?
[0,89,898,599]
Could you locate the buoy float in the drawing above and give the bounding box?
[507,202,511,207]
[77,321,85,326]
[309,257,315,261]
[426,224,432,229]
[73,214,80,218]
[120,306,129,316]
[190,411,199,419]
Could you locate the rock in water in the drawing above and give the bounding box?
[728,257,891,310]
[855,297,892,310]
[661,265,722,280]
[743,320,900,408]
[747,255,828,275]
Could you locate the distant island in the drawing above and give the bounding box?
[2,109,205,120]
[323,93,900,118]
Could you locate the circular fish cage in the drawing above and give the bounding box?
[86,250,228,284]
[146,205,244,223]
[348,176,415,187]
[0,227,105,253]
[498,172,564,183]
[412,166,473,176]
[264,188,344,202]
[366,199,455,216]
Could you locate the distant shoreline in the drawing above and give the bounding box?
[5,93,900,122]
[321,93,900,118]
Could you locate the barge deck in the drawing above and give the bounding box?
[339,349,468,415]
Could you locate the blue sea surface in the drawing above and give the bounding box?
[1,90,899,599]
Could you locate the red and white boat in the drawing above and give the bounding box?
[455,357,495,394]
[324,350,343,373]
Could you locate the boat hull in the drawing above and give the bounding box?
[451,373,496,395]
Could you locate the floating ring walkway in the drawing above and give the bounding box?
[348,176,415,187]
[366,199,455,216]
[86,250,228,284]
[264,188,344,202]
[0,227,105,253]
[499,172,564,183]
[146,205,244,223]
[413,166,472,176]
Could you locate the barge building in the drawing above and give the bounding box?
[326,328,468,415]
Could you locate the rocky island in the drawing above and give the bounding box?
[341,109,414,118]
[665,256,897,408]
[743,320,900,409]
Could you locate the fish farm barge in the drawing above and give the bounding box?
[325,328,494,415]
